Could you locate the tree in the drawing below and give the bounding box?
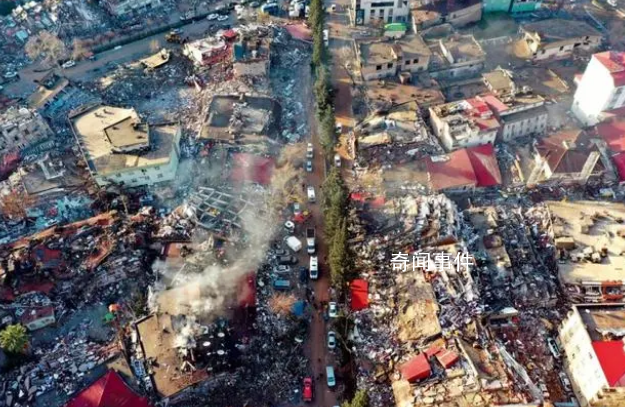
[342,390,369,407]
[149,39,161,53]
[329,218,349,286]
[318,107,336,156]
[0,0,16,16]
[71,38,91,61]
[25,31,68,67]
[0,325,28,354]
[308,0,324,34]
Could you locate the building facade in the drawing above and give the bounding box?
[0,107,52,152]
[356,36,431,81]
[559,305,625,407]
[573,52,625,126]
[70,105,181,188]
[482,94,548,141]
[352,0,410,25]
[428,35,486,80]
[429,97,500,151]
[102,0,163,16]
[520,19,602,62]
[411,0,482,31]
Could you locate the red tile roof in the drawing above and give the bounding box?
[535,129,597,174]
[594,52,625,87]
[400,353,431,382]
[426,145,501,191]
[596,120,625,153]
[350,279,369,311]
[435,348,460,369]
[592,341,625,387]
[481,94,509,114]
[66,370,151,407]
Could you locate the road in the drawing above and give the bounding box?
[3,13,236,98]
[304,2,355,407]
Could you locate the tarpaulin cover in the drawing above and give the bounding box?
[400,353,431,382]
[435,349,460,369]
[65,370,151,407]
[350,279,369,311]
[237,272,256,308]
[230,153,274,185]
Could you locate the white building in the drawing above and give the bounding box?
[520,19,602,62]
[0,107,52,151]
[429,97,500,151]
[482,93,548,142]
[559,304,625,407]
[69,105,181,188]
[352,0,410,25]
[573,52,625,126]
[183,38,229,67]
[102,0,163,16]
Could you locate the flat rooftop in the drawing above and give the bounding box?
[443,35,485,60]
[200,95,280,143]
[135,314,208,398]
[549,201,625,285]
[522,19,602,43]
[359,41,397,66]
[578,304,625,342]
[70,105,178,176]
[482,69,515,94]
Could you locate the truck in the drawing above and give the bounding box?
[306,228,316,254]
[165,32,183,43]
[286,236,302,252]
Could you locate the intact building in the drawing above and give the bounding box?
[519,19,602,62]
[573,52,625,126]
[356,35,431,81]
[481,93,548,141]
[69,105,181,188]
[411,0,482,32]
[483,0,541,13]
[352,0,410,25]
[559,304,625,407]
[429,96,500,151]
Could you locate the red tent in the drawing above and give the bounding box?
[237,272,256,308]
[400,354,431,382]
[435,349,460,369]
[65,370,151,407]
[350,279,369,311]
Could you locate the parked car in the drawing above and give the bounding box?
[547,337,560,358]
[207,13,219,20]
[293,202,302,216]
[559,372,572,392]
[303,377,313,402]
[309,256,319,280]
[306,160,313,173]
[334,154,341,167]
[307,186,316,203]
[274,265,291,273]
[3,71,18,80]
[306,142,313,159]
[327,331,336,349]
[62,60,76,69]
[250,1,260,6]
[218,14,229,21]
[335,123,342,134]
[113,45,123,50]
[273,248,288,256]
[278,255,298,265]
[328,302,338,318]
[326,366,336,387]
[299,266,308,283]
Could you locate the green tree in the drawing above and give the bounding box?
[308,0,324,35]
[342,390,369,407]
[329,218,349,286]
[0,0,16,16]
[314,66,331,110]
[0,324,28,354]
[318,107,337,156]
[312,34,326,67]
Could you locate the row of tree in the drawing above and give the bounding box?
[308,0,337,157]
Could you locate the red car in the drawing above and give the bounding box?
[303,377,313,402]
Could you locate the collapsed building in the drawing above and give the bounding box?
[427,34,485,80]
[355,35,432,81]
[233,34,272,78]
[0,107,52,152]
[199,95,280,144]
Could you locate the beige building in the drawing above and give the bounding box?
[481,93,548,142]
[0,107,52,151]
[559,304,625,407]
[102,0,163,16]
[429,96,500,151]
[519,19,602,61]
[356,35,431,81]
[69,105,181,188]
[428,34,486,79]
[411,0,482,32]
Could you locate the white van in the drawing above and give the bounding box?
[309,256,319,280]
[326,366,336,387]
[307,186,316,203]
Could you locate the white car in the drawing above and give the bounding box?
[62,60,76,69]
[328,302,338,318]
[334,154,341,167]
[306,160,313,173]
[274,265,291,273]
[114,45,123,50]
[207,13,219,20]
[335,123,343,134]
[3,71,18,79]
[309,256,319,280]
[218,14,229,21]
[307,186,316,203]
[327,331,337,349]
[306,142,313,159]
